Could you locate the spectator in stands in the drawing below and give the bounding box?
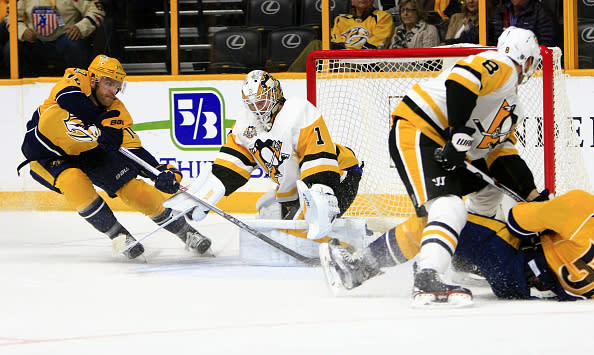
[288,0,394,72]
[3,0,105,77]
[442,0,479,45]
[487,0,557,47]
[390,0,440,49]
[0,0,8,76]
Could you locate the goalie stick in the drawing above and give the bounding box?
[119,147,321,266]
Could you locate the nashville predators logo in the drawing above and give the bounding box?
[250,139,289,182]
[473,99,518,149]
[243,126,257,139]
[342,27,370,48]
[63,114,99,142]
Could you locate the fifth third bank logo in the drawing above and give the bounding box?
[170,88,225,150]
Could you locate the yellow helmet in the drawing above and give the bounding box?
[241,70,285,131]
[88,54,126,82]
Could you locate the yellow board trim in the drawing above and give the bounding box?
[0,191,416,218]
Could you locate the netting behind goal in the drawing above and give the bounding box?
[307,47,590,228]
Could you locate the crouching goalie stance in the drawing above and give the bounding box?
[17,54,211,260]
[320,189,594,303]
[165,70,362,247]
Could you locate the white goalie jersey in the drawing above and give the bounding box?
[394,49,525,161]
[214,97,356,202]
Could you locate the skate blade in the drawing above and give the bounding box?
[319,243,347,296]
[196,249,216,258]
[411,292,473,309]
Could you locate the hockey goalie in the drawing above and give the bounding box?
[164,70,364,264]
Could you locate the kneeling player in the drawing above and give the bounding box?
[165,70,362,249]
[320,189,594,303]
[18,55,211,259]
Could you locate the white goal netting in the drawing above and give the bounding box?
[307,47,590,230]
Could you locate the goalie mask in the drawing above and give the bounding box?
[241,70,285,131]
[88,54,126,93]
[497,27,541,84]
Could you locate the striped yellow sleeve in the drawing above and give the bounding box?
[297,117,340,180]
[450,55,514,97]
[214,132,255,180]
[512,190,594,239]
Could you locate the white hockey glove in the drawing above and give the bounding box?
[296,180,340,240]
[163,166,225,222]
[255,189,282,219]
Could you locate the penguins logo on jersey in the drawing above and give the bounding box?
[342,27,370,47]
[250,139,289,182]
[474,99,518,149]
[63,114,99,142]
[243,126,257,139]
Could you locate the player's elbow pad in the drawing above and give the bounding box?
[506,208,538,240]
[56,86,101,125]
[489,155,536,199]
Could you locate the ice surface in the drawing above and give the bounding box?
[0,211,591,355]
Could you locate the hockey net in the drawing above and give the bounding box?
[307,47,590,231]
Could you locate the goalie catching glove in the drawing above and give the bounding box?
[163,166,225,221]
[296,180,340,240]
[434,127,475,171]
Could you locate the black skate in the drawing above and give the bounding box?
[319,238,382,293]
[111,233,145,260]
[412,267,473,308]
[185,229,212,255]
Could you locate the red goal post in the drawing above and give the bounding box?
[306,47,589,226]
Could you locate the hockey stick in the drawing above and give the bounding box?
[463,161,526,202]
[119,147,321,266]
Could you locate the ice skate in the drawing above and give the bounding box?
[319,238,382,293]
[412,266,473,308]
[185,228,212,255]
[112,233,145,260]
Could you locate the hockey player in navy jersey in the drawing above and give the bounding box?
[320,189,594,302]
[18,54,211,259]
[382,27,547,306]
[165,70,362,243]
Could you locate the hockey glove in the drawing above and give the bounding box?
[154,164,182,194]
[297,181,340,240]
[434,127,475,171]
[97,109,121,126]
[97,126,123,152]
